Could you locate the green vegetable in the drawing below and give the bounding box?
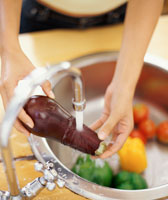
[113,171,148,190]
[131,173,148,189]
[72,155,113,187]
[116,182,134,190]
[113,171,131,187]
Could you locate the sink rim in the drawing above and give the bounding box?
[29,51,168,200]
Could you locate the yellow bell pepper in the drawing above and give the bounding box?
[118,137,147,173]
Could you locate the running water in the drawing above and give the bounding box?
[75,111,84,131]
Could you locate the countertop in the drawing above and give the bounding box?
[0,15,168,200]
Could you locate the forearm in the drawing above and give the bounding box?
[112,0,164,97]
[0,0,22,53]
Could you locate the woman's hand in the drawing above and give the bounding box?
[90,0,164,159]
[91,83,134,159]
[0,48,55,135]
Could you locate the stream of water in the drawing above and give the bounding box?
[75,111,83,131]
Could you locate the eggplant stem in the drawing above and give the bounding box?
[95,142,107,156]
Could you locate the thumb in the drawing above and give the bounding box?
[98,115,119,140]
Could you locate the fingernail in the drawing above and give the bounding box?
[49,91,55,99]
[98,132,106,140]
[26,122,34,129]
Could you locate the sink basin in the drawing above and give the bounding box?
[29,52,168,200]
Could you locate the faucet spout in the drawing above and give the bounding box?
[0,61,85,199]
[69,67,86,112]
[52,66,86,112]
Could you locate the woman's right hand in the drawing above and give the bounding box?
[0,47,55,135]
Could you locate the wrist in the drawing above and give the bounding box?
[108,80,135,101]
[1,36,21,55]
[110,60,143,99]
[1,43,23,73]
[1,43,21,58]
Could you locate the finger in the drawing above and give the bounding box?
[1,86,32,135]
[98,115,119,140]
[92,132,118,160]
[41,80,55,99]
[91,155,99,160]
[99,131,130,159]
[90,115,108,131]
[18,109,34,128]
[14,119,30,136]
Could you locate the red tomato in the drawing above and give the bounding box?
[156,121,168,144]
[133,104,149,124]
[130,129,147,144]
[139,119,156,139]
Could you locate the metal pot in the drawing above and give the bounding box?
[29,52,168,200]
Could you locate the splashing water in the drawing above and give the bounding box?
[75,111,83,131]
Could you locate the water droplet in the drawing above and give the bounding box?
[62,174,67,179]
[57,168,62,172]
[72,176,79,185]
[50,158,55,162]
[92,185,97,190]
[42,153,47,157]
[34,141,39,146]
[59,172,64,176]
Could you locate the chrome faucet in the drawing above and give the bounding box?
[0,62,86,199]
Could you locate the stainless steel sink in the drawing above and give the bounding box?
[29,52,168,200]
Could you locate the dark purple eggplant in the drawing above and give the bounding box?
[22,95,102,155]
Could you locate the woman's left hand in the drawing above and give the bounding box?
[90,83,134,159]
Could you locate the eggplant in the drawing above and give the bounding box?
[22,95,102,155]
